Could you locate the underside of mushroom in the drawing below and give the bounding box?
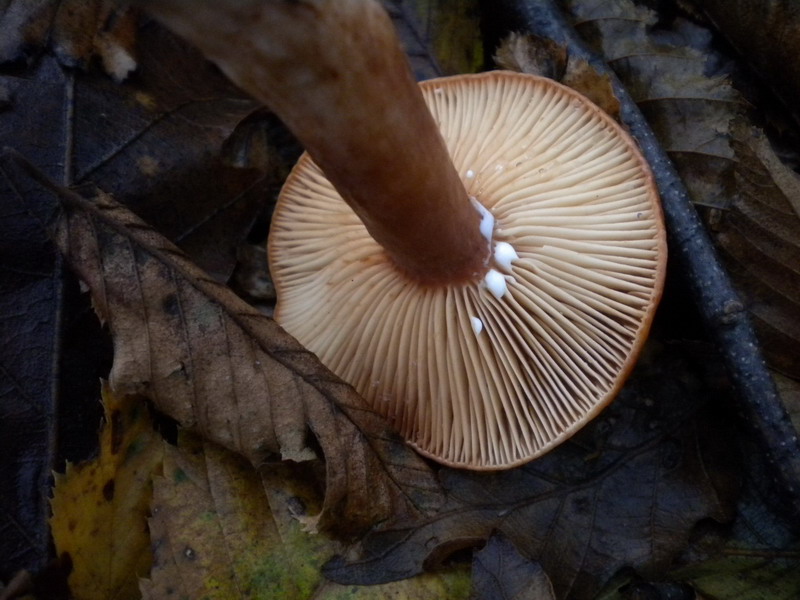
[270,71,667,469]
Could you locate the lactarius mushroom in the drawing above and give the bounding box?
[137,0,667,468]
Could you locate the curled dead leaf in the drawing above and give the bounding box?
[495,32,620,120]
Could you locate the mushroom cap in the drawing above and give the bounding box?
[268,71,667,469]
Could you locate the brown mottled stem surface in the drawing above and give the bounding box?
[130,0,489,283]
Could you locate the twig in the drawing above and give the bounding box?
[486,0,800,518]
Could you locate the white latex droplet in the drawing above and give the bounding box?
[470,196,494,242]
[470,316,483,335]
[494,242,519,271]
[483,269,507,299]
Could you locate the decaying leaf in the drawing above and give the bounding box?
[712,120,800,378]
[0,0,58,64]
[472,534,555,600]
[0,18,272,283]
[696,0,800,114]
[564,0,743,209]
[396,0,484,76]
[50,383,163,600]
[23,159,444,537]
[670,448,800,600]
[325,345,740,600]
[0,157,62,578]
[0,0,137,81]
[494,32,620,120]
[141,433,470,599]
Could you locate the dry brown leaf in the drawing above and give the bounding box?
[1,0,138,81]
[565,0,744,208]
[494,32,567,79]
[712,121,800,378]
[41,168,444,537]
[494,33,620,120]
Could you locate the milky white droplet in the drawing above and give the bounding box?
[494,242,519,271]
[483,269,507,299]
[470,316,483,335]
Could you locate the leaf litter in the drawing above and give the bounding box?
[324,343,740,600]
[564,0,744,210]
[50,383,163,600]
[7,141,742,598]
[141,433,470,599]
[562,0,800,386]
[7,0,800,589]
[15,156,445,539]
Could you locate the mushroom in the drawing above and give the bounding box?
[271,70,666,469]
[133,0,666,469]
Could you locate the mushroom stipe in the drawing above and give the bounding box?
[269,71,667,470]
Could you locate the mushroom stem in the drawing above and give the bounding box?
[132,0,489,284]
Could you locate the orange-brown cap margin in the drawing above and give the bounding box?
[269,71,667,470]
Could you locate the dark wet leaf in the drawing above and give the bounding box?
[64,21,271,281]
[382,0,444,80]
[0,154,61,579]
[711,120,800,379]
[9,157,444,537]
[671,447,800,600]
[387,0,484,76]
[0,19,272,281]
[696,0,800,114]
[472,534,555,600]
[325,345,740,600]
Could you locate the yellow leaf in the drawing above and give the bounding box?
[140,434,470,599]
[50,383,163,600]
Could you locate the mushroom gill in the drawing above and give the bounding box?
[270,72,666,469]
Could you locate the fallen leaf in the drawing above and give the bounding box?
[324,344,739,600]
[50,383,163,600]
[0,19,271,282]
[0,162,61,579]
[472,534,556,600]
[494,33,620,120]
[15,157,444,537]
[670,449,800,600]
[0,0,137,81]
[494,32,567,80]
[696,0,800,114]
[564,0,744,209]
[394,0,483,76]
[712,120,800,378]
[141,433,471,599]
